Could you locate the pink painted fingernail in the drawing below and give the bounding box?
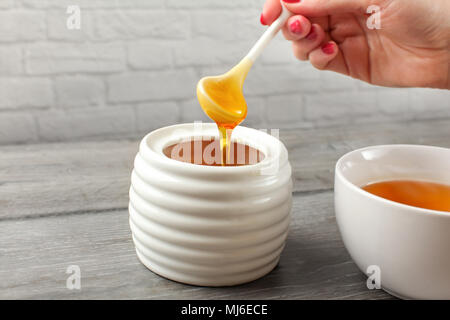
[289,20,302,34]
[321,42,335,55]
[306,26,317,40]
[283,0,300,3]
[260,13,267,26]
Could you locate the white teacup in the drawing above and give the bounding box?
[335,145,450,299]
[129,123,292,286]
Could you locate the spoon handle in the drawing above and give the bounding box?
[246,2,293,63]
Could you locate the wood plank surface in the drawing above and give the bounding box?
[1,118,450,299]
[0,191,389,299]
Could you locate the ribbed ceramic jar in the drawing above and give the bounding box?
[129,123,292,286]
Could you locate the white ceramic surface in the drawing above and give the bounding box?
[335,145,450,299]
[129,123,292,286]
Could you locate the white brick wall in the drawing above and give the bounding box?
[54,75,104,108]
[0,47,23,75]
[0,78,53,109]
[25,43,126,74]
[0,11,46,42]
[0,0,448,145]
[107,69,197,102]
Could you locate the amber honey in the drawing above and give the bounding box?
[362,180,450,212]
[163,139,264,166]
[197,58,253,165]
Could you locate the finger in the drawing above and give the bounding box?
[319,49,349,75]
[261,0,282,25]
[308,41,339,70]
[282,0,368,17]
[291,24,325,61]
[281,15,311,41]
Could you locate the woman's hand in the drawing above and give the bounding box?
[261,0,450,89]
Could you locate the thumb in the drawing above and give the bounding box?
[282,0,369,17]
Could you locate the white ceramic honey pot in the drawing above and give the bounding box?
[129,123,293,286]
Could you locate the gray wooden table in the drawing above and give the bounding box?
[1,118,449,299]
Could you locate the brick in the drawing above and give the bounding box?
[22,0,164,9]
[47,10,94,42]
[174,39,247,67]
[357,80,380,90]
[410,88,450,119]
[234,11,264,40]
[0,0,14,9]
[198,65,232,77]
[180,99,211,123]
[54,76,104,108]
[37,106,136,142]
[0,47,22,75]
[260,39,297,65]
[377,88,410,115]
[128,41,172,70]
[244,64,321,96]
[167,0,259,9]
[0,11,46,42]
[0,113,37,144]
[0,78,53,109]
[320,71,358,91]
[192,12,234,41]
[191,10,261,41]
[25,43,126,75]
[305,91,378,121]
[95,11,189,40]
[243,97,265,128]
[136,101,179,133]
[107,69,197,103]
[266,94,303,124]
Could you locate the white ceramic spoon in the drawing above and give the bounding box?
[197,2,293,127]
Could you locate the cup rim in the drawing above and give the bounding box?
[335,144,450,218]
[139,123,288,176]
